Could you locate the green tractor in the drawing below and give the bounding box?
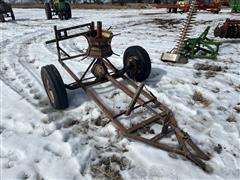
[230,0,240,13]
[44,0,72,20]
[0,0,15,22]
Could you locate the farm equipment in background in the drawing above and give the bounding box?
[230,0,240,13]
[196,0,221,13]
[161,0,220,62]
[155,0,221,13]
[214,19,240,38]
[43,21,211,172]
[44,0,71,20]
[0,0,15,22]
[176,0,190,12]
[183,26,221,59]
[161,0,198,63]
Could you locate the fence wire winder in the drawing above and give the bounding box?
[42,21,211,172]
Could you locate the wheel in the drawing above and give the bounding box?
[58,12,64,20]
[65,3,72,19]
[123,46,151,82]
[173,8,177,13]
[64,13,69,20]
[10,9,15,20]
[41,64,68,109]
[44,3,52,20]
[0,14,5,22]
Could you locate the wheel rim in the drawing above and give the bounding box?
[44,77,55,104]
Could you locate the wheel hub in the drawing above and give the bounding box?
[91,61,107,79]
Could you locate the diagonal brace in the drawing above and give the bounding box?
[125,83,145,116]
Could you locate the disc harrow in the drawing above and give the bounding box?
[214,19,240,39]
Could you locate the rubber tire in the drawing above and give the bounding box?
[64,13,69,20]
[173,8,177,13]
[65,3,72,19]
[41,64,68,110]
[123,46,151,82]
[0,14,5,22]
[10,9,15,20]
[212,10,219,14]
[45,3,52,20]
[58,12,64,20]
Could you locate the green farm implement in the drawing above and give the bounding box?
[44,0,72,20]
[0,0,15,22]
[231,0,240,13]
[184,26,221,59]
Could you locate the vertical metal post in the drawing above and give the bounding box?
[90,21,94,32]
[54,26,61,63]
[96,21,102,38]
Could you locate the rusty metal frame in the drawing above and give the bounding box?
[214,19,240,39]
[46,21,211,172]
[153,2,221,13]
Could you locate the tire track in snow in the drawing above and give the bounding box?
[1,29,79,119]
[0,25,111,175]
[0,31,46,108]
[0,28,70,120]
[0,27,84,169]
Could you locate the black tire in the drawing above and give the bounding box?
[64,13,68,20]
[10,9,15,20]
[212,10,219,14]
[123,46,151,82]
[58,12,64,20]
[45,3,52,20]
[0,14,5,22]
[41,64,68,109]
[65,3,72,19]
[173,8,177,13]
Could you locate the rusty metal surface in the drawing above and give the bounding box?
[85,22,114,58]
[45,21,211,172]
[153,1,220,13]
[125,83,145,116]
[214,19,240,39]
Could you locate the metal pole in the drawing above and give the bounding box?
[96,21,102,38]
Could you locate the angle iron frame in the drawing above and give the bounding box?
[46,21,211,172]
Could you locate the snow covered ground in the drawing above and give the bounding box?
[0,8,240,179]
